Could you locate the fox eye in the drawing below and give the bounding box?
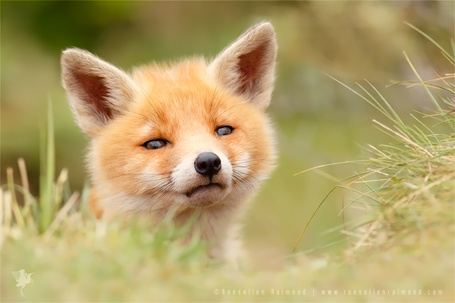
[143,139,167,150]
[215,126,234,136]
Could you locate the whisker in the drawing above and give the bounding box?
[215,101,243,121]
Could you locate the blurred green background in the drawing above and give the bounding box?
[1,1,453,264]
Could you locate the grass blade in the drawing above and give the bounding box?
[39,101,55,233]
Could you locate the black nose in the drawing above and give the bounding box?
[194,152,221,178]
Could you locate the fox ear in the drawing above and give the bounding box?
[208,22,277,110]
[61,48,137,136]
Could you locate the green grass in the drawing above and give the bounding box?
[1,31,454,302]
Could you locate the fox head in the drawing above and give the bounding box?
[61,22,277,221]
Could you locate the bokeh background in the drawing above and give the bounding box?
[2,1,453,264]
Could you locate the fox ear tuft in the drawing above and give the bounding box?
[61,48,137,136]
[209,22,277,110]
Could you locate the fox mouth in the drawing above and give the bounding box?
[186,183,223,199]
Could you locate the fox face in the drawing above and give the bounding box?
[61,22,277,257]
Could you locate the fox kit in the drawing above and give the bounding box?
[61,22,277,261]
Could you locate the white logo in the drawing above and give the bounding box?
[12,269,33,297]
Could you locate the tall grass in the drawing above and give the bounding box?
[1,102,79,243]
[339,34,454,256]
[339,72,454,254]
[294,27,454,257]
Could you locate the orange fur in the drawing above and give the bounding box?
[61,22,278,262]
